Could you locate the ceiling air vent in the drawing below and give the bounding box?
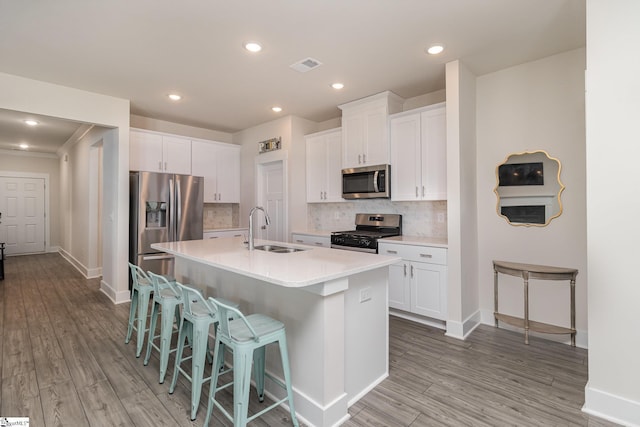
[290,57,323,73]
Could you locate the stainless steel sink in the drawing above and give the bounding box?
[254,244,306,253]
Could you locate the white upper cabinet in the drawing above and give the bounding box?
[130,129,192,175]
[390,103,447,201]
[305,128,344,203]
[339,91,403,169]
[191,140,240,203]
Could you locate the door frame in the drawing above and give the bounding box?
[0,170,51,253]
[255,150,289,242]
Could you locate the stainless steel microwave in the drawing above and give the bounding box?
[342,164,390,199]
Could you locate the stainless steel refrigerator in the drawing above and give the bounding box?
[129,171,203,282]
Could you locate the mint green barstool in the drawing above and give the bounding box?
[203,297,299,427]
[169,283,239,420]
[144,271,183,383]
[125,263,154,358]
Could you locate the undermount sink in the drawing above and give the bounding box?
[254,244,306,253]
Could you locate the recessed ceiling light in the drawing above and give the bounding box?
[272,106,282,113]
[331,83,344,90]
[24,119,39,126]
[245,42,262,53]
[168,94,182,101]
[426,45,444,55]
[19,143,29,149]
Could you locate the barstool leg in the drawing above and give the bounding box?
[279,336,299,427]
[252,346,266,402]
[203,339,225,427]
[234,349,253,427]
[125,288,138,345]
[144,302,160,366]
[169,317,189,394]
[135,289,151,357]
[158,302,178,383]
[189,324,208,420]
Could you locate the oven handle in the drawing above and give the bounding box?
[330,244,377,254]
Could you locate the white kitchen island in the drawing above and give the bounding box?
[152,237,399,427]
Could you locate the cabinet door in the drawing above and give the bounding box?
[420,107,447,200]
[130,130,163,172]
[162,135,192,175]
[410,261,447,320]
[215,145,240,203]
[306,134,327,202]
[342,113,365,168]
[191,141,219,202]
[324,130,344,202]
[390,113,422,201]
[388,260,411,311]
[291,233,330,247]
[362,105,389,166]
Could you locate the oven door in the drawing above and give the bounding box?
[342,164,390,199]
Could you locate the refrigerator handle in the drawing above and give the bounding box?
[176,177,182,239]
[169,177,175,241]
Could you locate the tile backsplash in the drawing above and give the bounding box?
[308,200,447,237]
[203,203,240,229]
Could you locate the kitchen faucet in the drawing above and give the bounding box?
[248,206,270,250]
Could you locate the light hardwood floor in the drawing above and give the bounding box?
[1,253,618,426]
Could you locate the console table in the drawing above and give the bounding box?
[493,260,577,346]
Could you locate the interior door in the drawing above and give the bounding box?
[0,176,45,255]
[258,161,284,242]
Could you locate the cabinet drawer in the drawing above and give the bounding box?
[378,243,447,265]
[291,233,330,248]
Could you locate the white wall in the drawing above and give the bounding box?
[0,72,131,303]
[583,1,640,424]
[475,49,587,345]
[0,151,61,249]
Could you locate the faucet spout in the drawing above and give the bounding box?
[248,206,270,250]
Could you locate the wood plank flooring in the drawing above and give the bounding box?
[0,253,618,426]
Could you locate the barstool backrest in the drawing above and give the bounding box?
[147,271,181,300]
[176,283,216,318]
[129,262,152,288]
[208,297,260,343]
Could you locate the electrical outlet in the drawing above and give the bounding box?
[437,212,445,223]
[360,287,372,303]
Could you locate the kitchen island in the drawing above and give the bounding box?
[152,237,399,427]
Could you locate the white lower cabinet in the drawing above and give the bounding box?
[203,229,247,239]
[291,233,330,248]
[378,241,447,321]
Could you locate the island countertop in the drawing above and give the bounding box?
[152,236,399,288]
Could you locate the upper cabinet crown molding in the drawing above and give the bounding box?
[339,91,404,169]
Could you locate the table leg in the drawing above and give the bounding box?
[494,267,499,327]
[523,272,529,345]
[570,278,576,347]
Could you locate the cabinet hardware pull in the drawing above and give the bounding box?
[420,253,433,258]
[422,186,425,197]
[415,187,419,197]
[315,242,323,246]
[164,161,167,171]
[358,154,362,164]
[386,250,398,254]
[411,265,414,278]
[158,161,162,171]
[404,264,407,276]
[296,240,303,243]
[362,153,366,163]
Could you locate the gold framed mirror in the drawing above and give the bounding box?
[494,150,564,226]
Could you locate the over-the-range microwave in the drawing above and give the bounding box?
[342,164,390,199]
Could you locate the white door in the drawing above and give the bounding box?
[0,176,45,255]
[258,161,284,242]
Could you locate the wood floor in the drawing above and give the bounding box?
[0,253,618,427]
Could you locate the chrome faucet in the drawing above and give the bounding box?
[248,206,270,250]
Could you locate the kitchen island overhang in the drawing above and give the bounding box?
[152,237,399,427]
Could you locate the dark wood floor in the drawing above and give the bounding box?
[1,253,617,426]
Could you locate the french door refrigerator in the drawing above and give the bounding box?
[129,171,203,283]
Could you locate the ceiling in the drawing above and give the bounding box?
[0,0,585,154]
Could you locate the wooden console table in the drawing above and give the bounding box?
[493,260,578,346]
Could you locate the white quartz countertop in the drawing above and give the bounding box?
[152,237,399,288]
[379,235,448,248]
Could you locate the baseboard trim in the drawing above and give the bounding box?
[389,309,446,330]
[445,309,482,340]
[58,248,91,279]
[583,382,640,426]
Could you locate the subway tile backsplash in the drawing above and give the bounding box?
[308,200,447,237]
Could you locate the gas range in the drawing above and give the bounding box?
[331,213,402,254]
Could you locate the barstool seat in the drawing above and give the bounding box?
[203,298,299,427]
[169,283,239,421]
[144,271,182,383]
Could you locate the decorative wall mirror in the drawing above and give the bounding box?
[494,150,564,226]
